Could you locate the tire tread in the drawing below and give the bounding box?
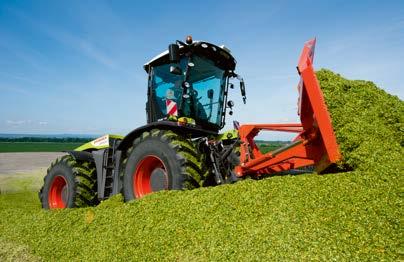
[39,155,98,208]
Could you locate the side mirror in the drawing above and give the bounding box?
[240,80,246,104]
[168,44,182,75]
[207,89,214,99]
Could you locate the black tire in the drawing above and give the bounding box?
[39,155,98,209]
[122,129,208,201]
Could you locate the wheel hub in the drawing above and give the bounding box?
[133,155,168,198]
[48,175,68,209]
[150,168,168,192]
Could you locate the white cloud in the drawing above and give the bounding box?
[5,120,48,126]
[6,120,28,125]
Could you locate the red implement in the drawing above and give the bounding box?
[235,39,341,177]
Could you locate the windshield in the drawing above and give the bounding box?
[151,55,226,127]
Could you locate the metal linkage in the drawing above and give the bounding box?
[236,39,341,177]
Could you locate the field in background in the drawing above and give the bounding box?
[0,171,44,194]
[0,141,288,153]
[0,136,93,153]
[256,141,288,153]
[0,152,65,194]
[0,142,82,152]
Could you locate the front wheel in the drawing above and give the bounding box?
[122,129,208,201]
[39,155,98,209]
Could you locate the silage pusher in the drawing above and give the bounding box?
[236,39,340,176]
[39,37,341,209]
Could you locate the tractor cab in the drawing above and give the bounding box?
[144,36,246,133]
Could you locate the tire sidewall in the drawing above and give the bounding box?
[123,137,183,201]
[41,160,77,209]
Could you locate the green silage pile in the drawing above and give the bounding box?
[0,70,402,261]
[316,69,403,172]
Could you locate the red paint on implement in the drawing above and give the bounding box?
[297,39,340,166]
[236,39,341,177]
[48,175,68,209]
[133,155,168,198]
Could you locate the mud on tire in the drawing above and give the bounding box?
[39,155,98,209]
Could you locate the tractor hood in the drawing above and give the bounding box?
[143,41,236,72]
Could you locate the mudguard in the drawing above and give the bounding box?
[64,150,94,162]
[74,134,124,152]
[117,121,216,152]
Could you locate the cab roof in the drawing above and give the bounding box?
[143,41,236,72]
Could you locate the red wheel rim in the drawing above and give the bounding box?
[133,155,168,198]
[48,175,68,209]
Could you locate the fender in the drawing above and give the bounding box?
[117,120,216,152]
[74,134,124,152]
[65,150,94,162]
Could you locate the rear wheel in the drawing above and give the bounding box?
[39,155,98,209]
[122,129,208,200]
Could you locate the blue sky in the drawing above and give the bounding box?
[0,0,403,138]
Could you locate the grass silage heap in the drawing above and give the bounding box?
[0,70,402,261]
[317,69,403,172]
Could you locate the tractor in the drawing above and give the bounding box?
[39,36,341,209]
